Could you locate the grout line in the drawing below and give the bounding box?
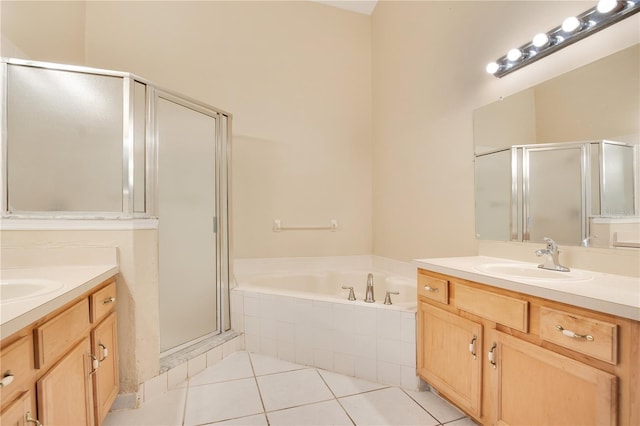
[315,368,357,425]
[247,352,270,425]
[400,387,468,425]
[181,383,190,426]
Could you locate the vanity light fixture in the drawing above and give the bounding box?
[486,0,640,78]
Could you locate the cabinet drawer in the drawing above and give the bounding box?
[540,307,617,364]
[35,299,90,369]
[0,336,35,406]
[417,273,449,304]
[91,281,117,324]
[455,284,528,332]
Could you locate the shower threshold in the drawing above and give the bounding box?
[159,330,241,373]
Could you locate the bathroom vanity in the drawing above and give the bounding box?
[415,256,639,426]
[0,250,119,426]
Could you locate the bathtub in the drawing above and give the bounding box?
[231,259,423,391]
[239,270,417,309]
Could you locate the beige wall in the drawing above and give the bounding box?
[0,0,85,63]
[371,1,639,262]
[82,1,373,259]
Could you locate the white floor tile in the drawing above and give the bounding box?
[104,387,186,426]
[184,377,264,426]
[318,369,387,398]
[446,416,480,426]
[339,387,439,426]
[250,352,305,376]
[267,400,353,426]
[107,351,468,426]
[189,351,254,387]
[256,368,333,412]
[211,413,269,425]
[405,389,467,424]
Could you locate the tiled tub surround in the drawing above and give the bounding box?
[232,256,422,390]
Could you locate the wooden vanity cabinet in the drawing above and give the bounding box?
[416,268,639,426]
[1,390,36,426]
[0,277,118,426]
[417,302,482,417]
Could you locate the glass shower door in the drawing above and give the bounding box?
[157,95,218,353]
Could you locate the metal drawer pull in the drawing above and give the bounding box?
[469,336,477,360]
[103,296,116,304]
[99,343,109,361]
[423,285,439,293]
[26,411,42,426]
[488,342,497,369]
[89,354,100,376]
[555,325,594,341]
[0,371,14,387]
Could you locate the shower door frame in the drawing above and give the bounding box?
[150,87,232,355]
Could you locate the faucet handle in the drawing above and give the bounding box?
[341,286,356,301]
[384,291,400,305]
[543,237,558,251]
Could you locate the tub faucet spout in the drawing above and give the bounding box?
[364,273,375,303]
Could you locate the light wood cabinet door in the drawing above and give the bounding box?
[488,330,617,426]
[417,302,483,417]
[92,313,119,425]
[37,336,95,426]
[0,390,37,426]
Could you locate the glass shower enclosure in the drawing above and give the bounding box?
[0,58,232,354]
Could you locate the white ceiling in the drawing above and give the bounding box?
[313,0,378,15]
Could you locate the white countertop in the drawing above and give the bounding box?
[1,264,119,339]
[414,256,640,321]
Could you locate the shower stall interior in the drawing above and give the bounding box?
[0,58,231,354]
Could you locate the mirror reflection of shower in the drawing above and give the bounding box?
[475,141,637,246]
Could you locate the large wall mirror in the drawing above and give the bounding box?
[474,44,639,248]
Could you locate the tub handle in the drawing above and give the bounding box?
[341,286,356,301]
[384,291,400,305]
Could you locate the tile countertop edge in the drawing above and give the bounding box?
[0,265,119,340]
[414,258,640,322]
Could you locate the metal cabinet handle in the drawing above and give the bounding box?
[468,336,477,360]
[555,325,594,341]
[488,342,497,369]
[89,353,100,376]
[423,285,439,293]
[99,343,109,362]
[26,411,42,426]
[103,296,116,304]
[0,371,14,388]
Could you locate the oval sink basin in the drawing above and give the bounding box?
[1,279,64,302]
[475,263,592,282]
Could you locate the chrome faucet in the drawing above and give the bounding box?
[535,237,570,272]
[364,273,375,303]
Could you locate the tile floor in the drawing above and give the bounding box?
[105,351,476,426]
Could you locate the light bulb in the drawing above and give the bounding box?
[507,48,523,62]
[532,33,549,48]
[562,16,581,32]
[597,0,619,13]
[486,62,500,74]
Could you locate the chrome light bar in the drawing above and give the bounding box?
[486,0,640,78]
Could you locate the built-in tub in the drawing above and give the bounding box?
[231,262,423,390]
[240,270,417,309]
